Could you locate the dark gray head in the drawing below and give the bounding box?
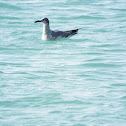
[35,17,49,24]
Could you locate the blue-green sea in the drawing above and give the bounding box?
[0,0,126,125]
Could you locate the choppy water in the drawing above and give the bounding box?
[0,0,126,125]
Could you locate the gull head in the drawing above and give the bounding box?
[34,17,49,24]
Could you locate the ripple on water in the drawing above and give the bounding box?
[0,2,22,10]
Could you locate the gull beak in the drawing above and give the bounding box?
[34,20,42,23]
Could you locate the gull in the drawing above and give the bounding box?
[35,17,82,40]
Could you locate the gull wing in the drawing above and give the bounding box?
[51,28,80,38]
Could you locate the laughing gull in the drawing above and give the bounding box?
[35,17,82,40]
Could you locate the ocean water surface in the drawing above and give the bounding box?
[0,0,126,125]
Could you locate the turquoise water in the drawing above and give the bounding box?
[0,0,126,125]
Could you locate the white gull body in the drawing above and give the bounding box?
[42,22,51,40]
[35,17,81,40]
